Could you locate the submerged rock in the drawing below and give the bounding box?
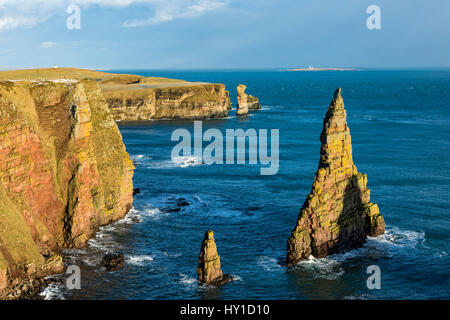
[197,230,233,285]
[236,84,261,116]
[102,253,125,271]
[286,88,385,266]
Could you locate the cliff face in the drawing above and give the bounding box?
[104,84,231,120]
[286,89,385,265]
[0,80,134,292]
[0,69,233,121]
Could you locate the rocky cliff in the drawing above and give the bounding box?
[104,83,231,120]
[0,79,134,295]
[286,89,385,265]
[0,68,233,121]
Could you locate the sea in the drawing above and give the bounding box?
[40,69,450,300]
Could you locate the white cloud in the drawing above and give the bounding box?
[41,41,58,48]
[0,0,228,31]
[123,0,226,27]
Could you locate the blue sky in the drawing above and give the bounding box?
[0,0,449,69]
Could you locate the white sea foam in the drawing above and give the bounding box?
[39,282,66,300]
[231,274,242,281]
[179,274,198,285]
[258,256,283,272]
[293,226,426,280]
[146,155,204,169]
[126,254,154,266]
[130,154,151,163]
[367,226,425,251]
[172,156,204,168]
[297,256,345,280]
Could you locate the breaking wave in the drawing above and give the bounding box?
[125,254,154,266]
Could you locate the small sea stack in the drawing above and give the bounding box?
[286,88,385,266]
[236,84,261,116]
[197,230,233,285]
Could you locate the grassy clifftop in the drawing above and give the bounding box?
[0,67,193,86]
[0,68,231,120]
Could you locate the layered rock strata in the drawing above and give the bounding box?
[286,88,385,265]
[103,84,231,120]
[0,68,233,121]
[0,79,134,294]
[236,84,260,116]
[197,230,232,285]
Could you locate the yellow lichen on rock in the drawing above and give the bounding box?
[197,230,232,285]
[0,79,134,295]
[286,88,385,265]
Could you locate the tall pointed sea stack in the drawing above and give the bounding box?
[197,230,232,285]
[286,88,385,265]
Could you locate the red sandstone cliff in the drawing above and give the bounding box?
[0,79,134,296]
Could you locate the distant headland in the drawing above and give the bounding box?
[287,66,356,71]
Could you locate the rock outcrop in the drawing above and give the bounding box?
[102,253,125,271]
[0,79,134,294]
[197,230,232,285]
[286,88,385,265]
[103,84,231,120]
[236,84,260,116]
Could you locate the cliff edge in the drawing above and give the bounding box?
[0,79,134,295]
[0,68,232,120]
[286,89,385,265]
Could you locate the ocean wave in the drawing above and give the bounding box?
[293,225,426,280]
[145,156,204,169]
[115,207,142,224]
[179,274,198,286]
[172,156,204,168]
[367,226,425,249]
[257,256,283,272]
[231,274,242,281]
[130,154,152,165]
[39,282,66,300]
[126,254,154,266]
[296,256,345,280]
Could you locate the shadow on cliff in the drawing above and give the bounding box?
[285,176,368,299]
[318,175,367,257]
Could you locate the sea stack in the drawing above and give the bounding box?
[286,88,385,266]
[197,230,232,285]
[236,84,261,116]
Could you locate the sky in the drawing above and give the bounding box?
[0,0,449,69]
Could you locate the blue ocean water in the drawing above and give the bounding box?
[42,70,450,300]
